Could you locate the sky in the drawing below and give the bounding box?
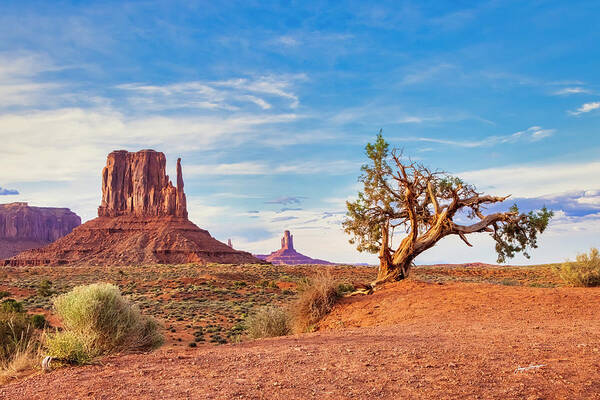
[1,0,599,265]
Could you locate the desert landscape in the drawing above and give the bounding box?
[2,1,599,399]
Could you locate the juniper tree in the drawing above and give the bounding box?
[343,132,553,286]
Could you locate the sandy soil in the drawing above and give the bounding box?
[2,280,599,399]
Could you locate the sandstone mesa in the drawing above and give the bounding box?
[0,202,81,259]
[4,150,262,266]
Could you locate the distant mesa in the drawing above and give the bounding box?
[4,150,262,266]
[0,202,81,259]
[255,230,334,265]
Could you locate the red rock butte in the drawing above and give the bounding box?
[255,230,334,265]
[0,202,81,259]
[4,150,262,266]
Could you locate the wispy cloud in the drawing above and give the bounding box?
[0,187,19,195]
[415,126,554,148]
[117,74,305,111]
[569,101,600,116]
[271,215,299,222]
[186,160,359,176]
[553,87,591,95]
[265,196,306,205]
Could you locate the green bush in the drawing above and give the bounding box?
[1,299,24,314]
[31,314,46,329]
[46,283,163,364]
[245,306,291,339]
[555,248,600,287]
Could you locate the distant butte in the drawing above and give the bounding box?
[0,202,81,259]
[255,230,334,265]
[4,150,262,266]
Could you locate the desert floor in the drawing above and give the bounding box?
[1,263,599,399]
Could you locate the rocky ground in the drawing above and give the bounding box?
[2,263,599,399]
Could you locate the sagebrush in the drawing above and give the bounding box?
[45,283,163,364]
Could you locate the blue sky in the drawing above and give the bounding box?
[1,0,599,264]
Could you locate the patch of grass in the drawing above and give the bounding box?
[245,306,291,339]
[554,248,600,287]
[498,279,519,286]
[290,271,341,334]
[46,283,163,364]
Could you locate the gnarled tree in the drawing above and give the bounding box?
[343,133,553,286]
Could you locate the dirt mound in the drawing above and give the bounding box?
[256,230,334,265]
[4,150,262,266]
[2,281,600,399]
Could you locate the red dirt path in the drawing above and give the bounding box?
[2,281,600,399]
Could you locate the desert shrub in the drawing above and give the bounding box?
[1,299,24,314]
[245,306,291,339]
[37,280,53,297]
[555,248,600,287]
[0,291,9,300]
[290,271,341,333]
[31,314,46,329]
[44,331,91,365]
[337,282,355,294]
[46,283,163,364]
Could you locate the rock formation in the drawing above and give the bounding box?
[5,150,262,266]
[0,202,81,259]
[98,150,187,218]
[255,230,334,265]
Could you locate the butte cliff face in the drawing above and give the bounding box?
[98,150,187,218]
[5,150,261,266]
[255,230,334,265]
[0,202,81,259]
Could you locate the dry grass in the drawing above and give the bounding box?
[555,248,600,287]
[290,271,341,333]
[245,306,291,339]
[0,325,41,385]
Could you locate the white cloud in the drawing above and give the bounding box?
[116,74,304,111]
[458,160,600,198]
[415,126,554,148]
[0,107,301,185]
[569,101,600,116]
[553,87,591,95]
[185,160,360,176]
